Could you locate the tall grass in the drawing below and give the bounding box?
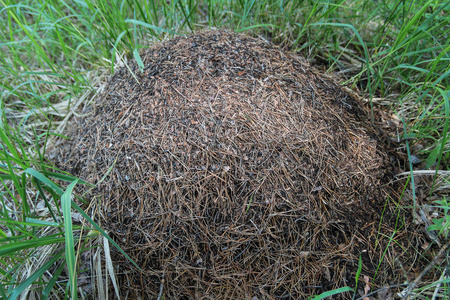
[1,0,449,298]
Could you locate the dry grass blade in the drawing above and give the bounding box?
[94,247,105,300]
[103,236,120,299]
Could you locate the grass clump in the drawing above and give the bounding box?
[0,0,449,298]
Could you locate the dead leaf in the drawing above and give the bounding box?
[362,275,371,300]
[421,242,430,250]
[323,267,331,281]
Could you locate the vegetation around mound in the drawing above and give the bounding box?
[0,0,448,299]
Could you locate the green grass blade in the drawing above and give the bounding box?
[41,262,65,300]
[311,286,353,300]
[0,235,65,256]
[124,19,182,36]
[24,218,61,227]
[25,168,64,196]
[42,170,94,186]
[354,255,363,291]
[61,179,79,300]
[133,48,145,72]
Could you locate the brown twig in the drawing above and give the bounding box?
[157,276,165,300]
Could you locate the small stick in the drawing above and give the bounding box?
[431,271,445,300]
[157,276,165,300]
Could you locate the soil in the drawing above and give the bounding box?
[54,30,425,299]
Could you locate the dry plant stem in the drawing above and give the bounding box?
[431,271,445,300]
[404,240,450,300]
[157,276,164,300]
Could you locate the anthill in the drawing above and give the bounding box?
[55,30,419,299]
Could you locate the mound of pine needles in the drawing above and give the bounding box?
[55,30,421,299]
